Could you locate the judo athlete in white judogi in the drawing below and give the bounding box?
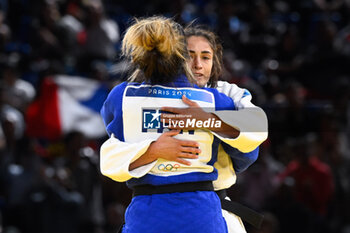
[101,80,267,233]
[100,18,268,233]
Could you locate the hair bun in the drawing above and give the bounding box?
[121,16,193,83]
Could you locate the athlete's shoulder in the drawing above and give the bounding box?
[108,81,128,96]
[217,81,250,97]
[203,86,235,110]
[217,80,240,90]
[102,82,129,116]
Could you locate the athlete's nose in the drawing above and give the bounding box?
[193,56,202,70]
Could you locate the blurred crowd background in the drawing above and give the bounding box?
[0,0,349,233]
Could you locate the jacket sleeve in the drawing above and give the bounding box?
[99,82,157,182]
[213,81,268,153]
[100,135,157,182]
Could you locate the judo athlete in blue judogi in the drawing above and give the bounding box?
[101,24,269,233]
[101,75,238,232]
[100,16,261,233]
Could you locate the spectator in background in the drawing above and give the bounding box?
[267,177,315,233]
[301,18,350,98]
[233,141,283,212]
[59,1,85,37]
[77,0,119,74]
[2,130,102,233]
[334,23,350,57]
[0,8,11,51]
[0,53,36,112]
[57,1,86,74]
[315,109,350,232]
[0,135,51,233]
[0,85,25,156]
[266,25,304,82]
[29,0,65,63]
[56,131,104,233]
[238,0,278,67]
[278,135,334,232]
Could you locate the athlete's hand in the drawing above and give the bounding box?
[129,130,201,170]
[161,95,239,138]
[147,130,201,166]
[161,95,217,130]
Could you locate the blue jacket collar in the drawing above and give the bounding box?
[147,74,199,88]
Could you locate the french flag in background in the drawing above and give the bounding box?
[26,75,109,140]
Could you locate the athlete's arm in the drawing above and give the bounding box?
[129,130,200,170]
[161,95,240,138]
[100,134,155,182]
[160,81,267,176]
[162,82,268,153]
[214,81,268,151]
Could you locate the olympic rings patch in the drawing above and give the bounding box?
[158,163,180,171]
